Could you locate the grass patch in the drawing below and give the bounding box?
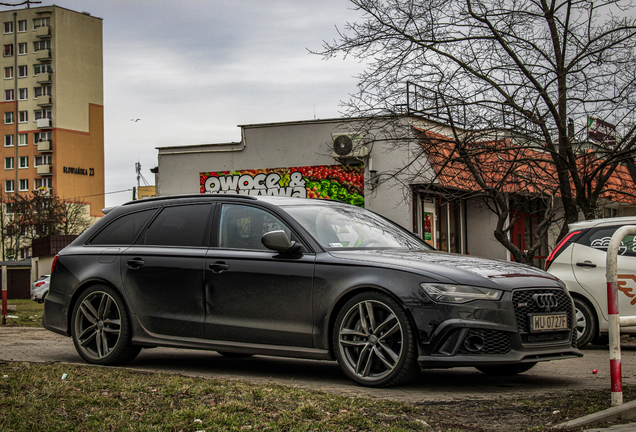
[0,362,428,432]
[2,299,43,327]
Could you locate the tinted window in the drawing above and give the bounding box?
[219,204,291,250]
[141,204,211,247]
[581,225,636,257]
[91,209,156,245]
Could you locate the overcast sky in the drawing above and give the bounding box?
[0,0,364,207]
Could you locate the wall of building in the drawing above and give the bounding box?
[157,119,428,231]
[465,198,509,260]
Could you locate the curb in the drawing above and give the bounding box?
[555,400,636,429]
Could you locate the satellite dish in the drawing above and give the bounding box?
[333,135,353,156]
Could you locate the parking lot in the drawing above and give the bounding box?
[2,326,636,404]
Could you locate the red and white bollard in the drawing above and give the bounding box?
[606,225,636,406]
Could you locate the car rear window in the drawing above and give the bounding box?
[580,225,636,257]
[140,204,212,247]
[90,209,157,246]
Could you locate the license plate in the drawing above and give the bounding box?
[530,313,568,333]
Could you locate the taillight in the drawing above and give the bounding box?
[51,254,59,273]
[35,281,45,287]
[545,230,582,271]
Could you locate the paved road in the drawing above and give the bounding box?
[3,326,636,404]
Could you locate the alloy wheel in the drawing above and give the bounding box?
[74,291,122,360]
[575,307,587,340]
[337,300,404,381]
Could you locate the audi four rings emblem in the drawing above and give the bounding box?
[533,293,558,309]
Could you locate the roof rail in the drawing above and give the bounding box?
[121,194,258,206]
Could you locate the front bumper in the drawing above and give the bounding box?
[410,287,583,368]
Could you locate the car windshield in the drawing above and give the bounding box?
[283,203,432,250]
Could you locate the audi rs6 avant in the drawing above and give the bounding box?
[43,195,582,387]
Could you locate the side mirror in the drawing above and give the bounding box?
[262,230,302,253]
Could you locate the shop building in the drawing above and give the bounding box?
[156,116,636,263]
[0,5,104,217]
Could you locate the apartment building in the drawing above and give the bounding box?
[0,5,104,217]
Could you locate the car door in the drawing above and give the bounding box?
[204,202,315,347]
[121,203,214,339]
[571,225,636,322]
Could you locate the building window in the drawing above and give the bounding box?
[4,67,13,79]
[34,64,50,75]
[4,44,13,57]
[34,109,51,120]
[17,20,26,33]
[18,111,27,123]
[18,88,27,100]
[34,86,50,98]
[33,17,50,29]
[4,135,13,147]
[19,157,28,169]
[18,134,27,146]
[5,89,14,101]
[19,179,27,191]
[34,155,51,166]
[34,131,51,143]
[17,43,27,55]
[4,22,13,34]
[33,40,50,52]
[35,177,52,189]
[4,112,13,124]
[5,157,14,169]
[5,180,14,193]
[17,65,27,78]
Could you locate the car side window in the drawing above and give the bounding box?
[90,209,157,245]
[141,204,211,247]
[219,204,291,250]
[582,226,636,257]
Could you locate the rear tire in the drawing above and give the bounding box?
[476,362,537,376]
[71,285,141,365]
[573,297,597,349]
[333,292,420,387]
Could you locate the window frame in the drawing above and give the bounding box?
[17,20,26,33]
[4,134,13,147]
[18,156,28,169]
[17,65,27,78]
[18,133,27,146]
[4,44,13,57]
[3,22,13,34]
[4,66,13,79]
[5,157,14,170]
[4,89,14,101]
[17,42,27,55]
[18,110,28,123]
[18,179,28,191]
[18,88,27,101]
[4,112,14,124]
[5,180,14,193]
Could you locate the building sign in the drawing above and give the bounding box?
[63,166,95,176]
[588,117,616,147]
[200,164,365,206]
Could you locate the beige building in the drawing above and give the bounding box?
[0,5,104,219]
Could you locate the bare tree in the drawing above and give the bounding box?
[319,0,636,262]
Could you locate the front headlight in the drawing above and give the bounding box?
[420,283,503,304]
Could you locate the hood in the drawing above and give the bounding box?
[328,249,562,290]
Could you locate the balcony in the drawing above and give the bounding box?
[36,186,52,197]
[37,140,52,152]
[36,72,51,84]
[36,49,51,61]
[37,164,52,175]
[36,118,51,129]
[36,25,51,38]
[36,95,52,107]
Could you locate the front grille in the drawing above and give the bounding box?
[457,329,511,355]
[512,288,573,334]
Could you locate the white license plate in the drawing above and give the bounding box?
[530,313,568,333]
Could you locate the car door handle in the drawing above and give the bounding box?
[127,258,146,269]
[209,262,230,273]
[576,261,597,268]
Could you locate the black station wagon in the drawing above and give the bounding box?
[43,195,582,387]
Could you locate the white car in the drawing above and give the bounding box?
[546,217,636,348]
[31,274,50,303]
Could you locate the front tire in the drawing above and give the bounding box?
[573,297,597,349]
[71,285,140,365]
[333,292,419,387]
